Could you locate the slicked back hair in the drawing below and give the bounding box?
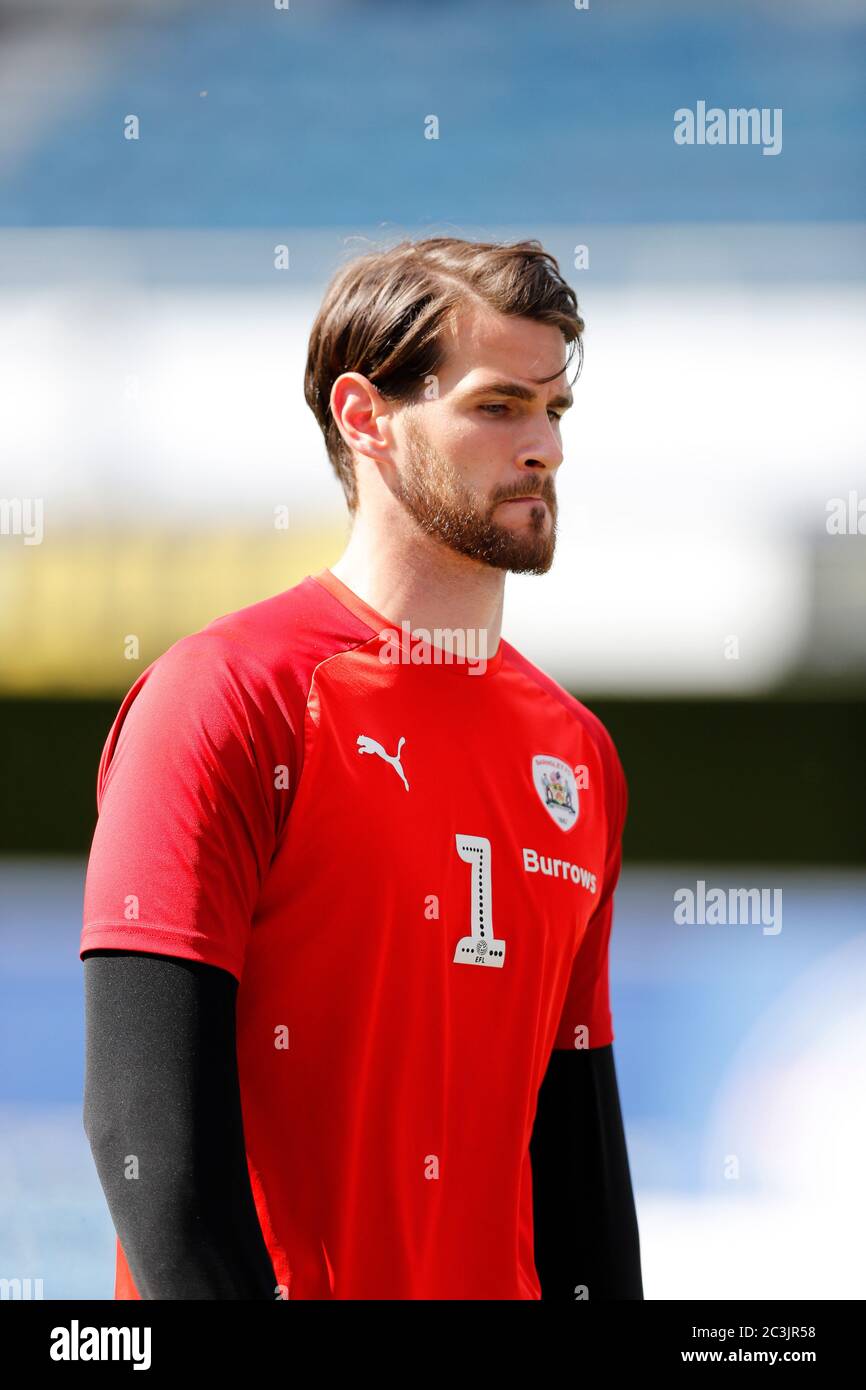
[304,236,584,514]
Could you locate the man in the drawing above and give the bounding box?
[81,235,643,1300]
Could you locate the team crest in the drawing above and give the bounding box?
[532,754,579,831]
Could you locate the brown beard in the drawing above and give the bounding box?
[393,416,558,574]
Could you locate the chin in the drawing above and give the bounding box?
[509,555,556,576]
[488,540,557,575]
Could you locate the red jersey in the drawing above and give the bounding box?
[80,566,627,1300]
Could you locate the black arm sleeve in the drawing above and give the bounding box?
[529,1043,643,1300]
[82,948,280,1300]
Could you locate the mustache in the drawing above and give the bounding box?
[492,482,556,505]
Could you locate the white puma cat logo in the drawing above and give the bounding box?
[356,734,409,791]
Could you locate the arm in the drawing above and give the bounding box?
[530,713,641,1299]
[529,1043,643,1300]
[82,947,279,1300]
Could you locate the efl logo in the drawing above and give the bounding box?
[674,101,782,157]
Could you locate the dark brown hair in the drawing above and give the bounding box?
[304,235,584,514]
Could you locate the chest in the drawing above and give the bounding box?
[273,660,609,962]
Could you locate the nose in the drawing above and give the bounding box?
[517,416,563,476]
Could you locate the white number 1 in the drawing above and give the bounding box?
[453,833,506,968]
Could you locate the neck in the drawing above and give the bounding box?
[330,511,506,659]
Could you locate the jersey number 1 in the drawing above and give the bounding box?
[453,834,506,968]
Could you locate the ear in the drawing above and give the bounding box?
[330,373,392,464]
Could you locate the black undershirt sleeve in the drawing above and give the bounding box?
[84,951,641,1301]
[82,948,279,1300]
[529,1043,644,1300]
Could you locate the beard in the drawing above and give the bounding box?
[392,416,558,574]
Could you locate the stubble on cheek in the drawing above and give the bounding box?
[394,418,558,574]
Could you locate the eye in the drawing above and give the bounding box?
[480,402,564,423]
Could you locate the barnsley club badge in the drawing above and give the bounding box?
[532,754,579,831]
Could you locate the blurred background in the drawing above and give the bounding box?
[0,0,864,1300]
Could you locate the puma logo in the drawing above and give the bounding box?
[356,734,409,791]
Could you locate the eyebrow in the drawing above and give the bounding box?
[462,379,574,411]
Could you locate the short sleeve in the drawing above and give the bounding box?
[552,727,627,1050]
[80,633,287,982]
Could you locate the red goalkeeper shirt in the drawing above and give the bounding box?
[80,566,626,1300]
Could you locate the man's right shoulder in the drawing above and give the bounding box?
[132,570,379,709]
[96,573,380,799]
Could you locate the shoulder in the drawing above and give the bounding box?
[500,639,625,787]
[501,639,627,848]
[98,575,360,795]
[195,572,359,693]
[129,573,361,716]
